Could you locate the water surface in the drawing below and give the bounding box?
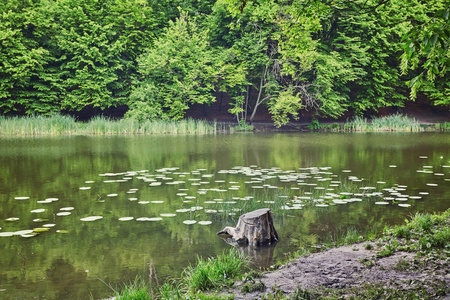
[0,133,449,299]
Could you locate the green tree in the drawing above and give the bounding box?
[0,0,59,114]
[401,1,449,105]
[129,11,220,120]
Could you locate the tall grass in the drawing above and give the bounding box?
[0,115,220,135]
[345,114,423,132]
[182,249,248,292]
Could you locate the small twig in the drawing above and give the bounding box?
[97,277,117,293]
[18,252,26,271]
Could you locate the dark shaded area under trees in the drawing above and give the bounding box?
[1,0,449,125]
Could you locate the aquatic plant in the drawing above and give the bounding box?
[344,114,423,132]
[0,114,220,135]
[182,248,248,292]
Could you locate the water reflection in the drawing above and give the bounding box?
[0,133,449,299]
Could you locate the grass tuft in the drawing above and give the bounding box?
[0,114,221,135]
[182,249,249,292]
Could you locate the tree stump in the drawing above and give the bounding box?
[217,208,279,247]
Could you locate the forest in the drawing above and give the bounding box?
[1,0,449,126]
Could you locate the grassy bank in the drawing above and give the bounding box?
[0,115,225,135]
[112,209,449,299]
[310,114,450,132]
[2,113,449,136]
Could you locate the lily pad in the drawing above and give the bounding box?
[56,212,71,216]
[375,201,390,205]
[14,230,34,236]
[14,196,30,200]
[118,217,134,221]
[43,224,56,227]
[183,220,197,225]
[30,209,46,213]
[80,216,103,221]
[5,217,19,222]
[56,230,70,234]
[60,207,74,211]
[79,187,91,190]
[198,221,212,225]
[136,217,163,221]
[160,213,176,217]
[33,218,48,222]
[398,204,411,207]
[0,232,15,237]
[33,227,50,232]
[107,193,118,197]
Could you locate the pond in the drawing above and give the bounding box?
[0,133,449,299]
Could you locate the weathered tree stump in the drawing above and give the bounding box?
[217,208,279,246]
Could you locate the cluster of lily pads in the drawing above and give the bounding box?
[1,156,448,238]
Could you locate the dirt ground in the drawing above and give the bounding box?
[227,242,450,299]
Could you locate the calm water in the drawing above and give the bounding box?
[0,133,449,299]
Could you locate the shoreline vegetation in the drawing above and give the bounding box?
[0,114,449,136]
[112,209,450,300]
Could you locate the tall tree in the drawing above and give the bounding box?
[128,11,221,120]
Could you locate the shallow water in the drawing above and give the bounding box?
[0,133,449,299]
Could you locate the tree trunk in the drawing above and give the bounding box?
[217,208,279,247]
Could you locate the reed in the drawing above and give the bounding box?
[0,115,219,135]
[344,114,423,132]
[0,114,78,135]
[370,114,422,132]
[181,248,248,292]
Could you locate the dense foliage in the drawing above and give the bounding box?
[0,0,448,124]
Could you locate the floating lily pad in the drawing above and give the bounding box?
[60,207,74,211]
[37,200,53,204]
[0,232,15,237]
[30,208,46,213]
[118,217,134,221]
[160,213,176,217]
[198,221,212,225]
[5,217,19,222]
[315,204,329,207]
[426,183,438,186]
[138,201,150,204]
[43,224,56,227]
[56,212,71,216]
[56,230,70,234]
[14,196,30,200]
[151,201,164,204]
[14,230,34,236]
[107,193,118,197]
[375,201,389,205]
[33,218,48,222]
[33,227,50,232]
[136,217,163,222]
[80,216,103,221]
[21,234,37,238]
[183,220,197,225]
[398,204,411,207]
[79,187,91,190]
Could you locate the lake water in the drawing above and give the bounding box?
[0,133,449,299]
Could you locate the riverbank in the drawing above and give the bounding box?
[0,113,449,136]
[114,209,449,299]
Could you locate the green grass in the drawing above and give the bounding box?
[344,114,423,132]
[182,248,249,292]
[114,278,152,300]
[0,114,222,135]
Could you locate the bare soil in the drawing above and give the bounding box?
[227,242,450,299]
